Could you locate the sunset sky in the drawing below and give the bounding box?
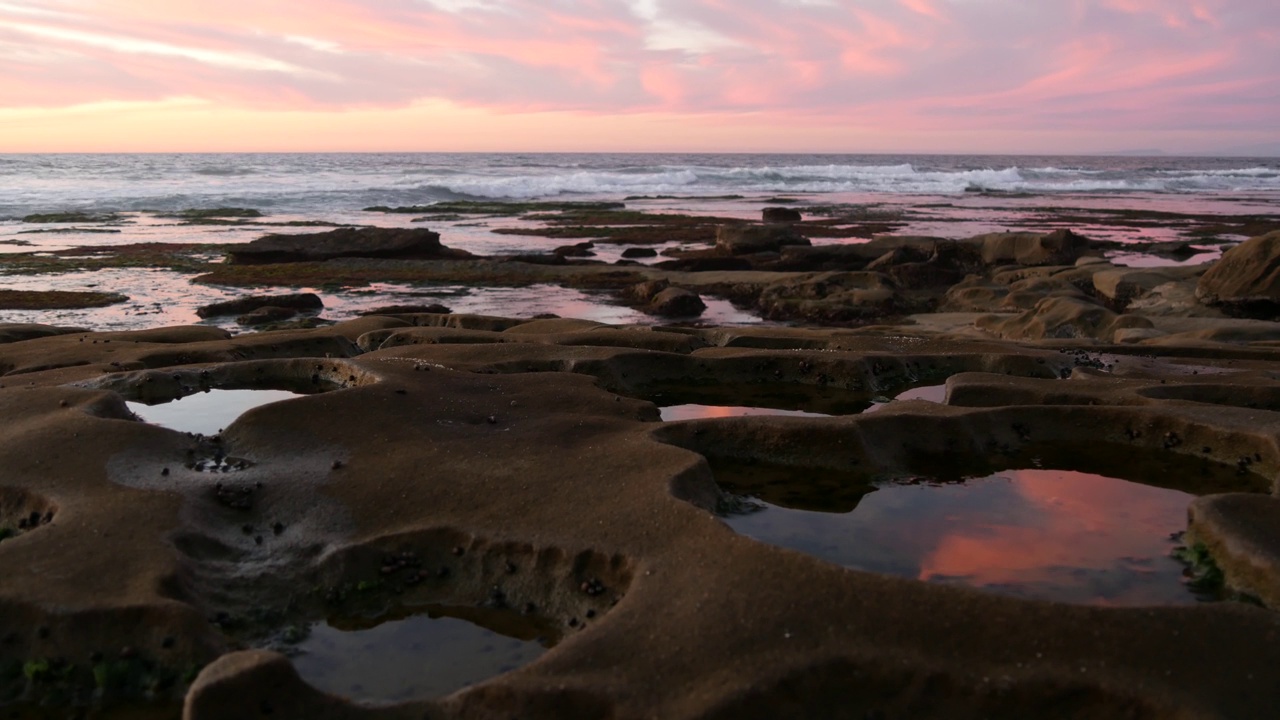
[1,0,1276,154]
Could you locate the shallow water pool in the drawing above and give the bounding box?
[719,466,1204,606]
[128,389,300,436]
[658,404,831,421]
[291,606,554,703]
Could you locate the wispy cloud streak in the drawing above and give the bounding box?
[0,0,1275,150]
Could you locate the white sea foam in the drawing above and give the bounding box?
[0,153,1277,217]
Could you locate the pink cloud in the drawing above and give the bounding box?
[0,0,1275,150]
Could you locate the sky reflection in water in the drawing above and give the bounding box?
[292,610,550,703]
[127,389,300,436]
[723,469,1198,606]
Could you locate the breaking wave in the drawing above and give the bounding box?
[0,152,1277,217]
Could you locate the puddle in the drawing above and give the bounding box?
[659,404,830,421]
[716,464,1209,606]
[290,605,555,703]
[127,389,301,436]
[863,383,948,413]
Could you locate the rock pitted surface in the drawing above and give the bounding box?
[0,318,1279,718]
[10,226,1280,719]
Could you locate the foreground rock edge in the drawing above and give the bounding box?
[0,318,1278,718]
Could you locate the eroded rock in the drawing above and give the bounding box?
[1196,230,1280,318]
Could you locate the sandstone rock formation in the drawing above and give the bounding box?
[1,315,1280,719]
[1196,230,1280,317]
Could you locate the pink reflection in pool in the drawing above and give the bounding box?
[659,404,830,421]
[722,469,1199,606]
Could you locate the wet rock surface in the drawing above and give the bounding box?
[1,313,1280,718]
[13,212,1280,717]
[227,227,472,265]
[196,293,324,319]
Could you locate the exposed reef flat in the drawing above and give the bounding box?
[3,306,1280,719]
[5,204,1280,717]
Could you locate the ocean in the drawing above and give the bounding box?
[1,153,1278,331]
[2,153,1279,217]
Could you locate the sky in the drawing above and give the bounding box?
[0,0,1276,154]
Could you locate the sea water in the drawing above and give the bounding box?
[1,153,1277,330]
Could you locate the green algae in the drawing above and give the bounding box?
[1172,541,1224,592]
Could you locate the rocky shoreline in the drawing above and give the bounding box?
[2,207,1280,717]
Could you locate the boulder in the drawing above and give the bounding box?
[971,229,1092,266]
[1196,231,1280,317]
[762,207,803,223]
[197,293,323,319]
[621,247,658,259]
[227,227,470,265]
[649,287,707,318]
[715,224,811,255]
[621,279,706,318]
